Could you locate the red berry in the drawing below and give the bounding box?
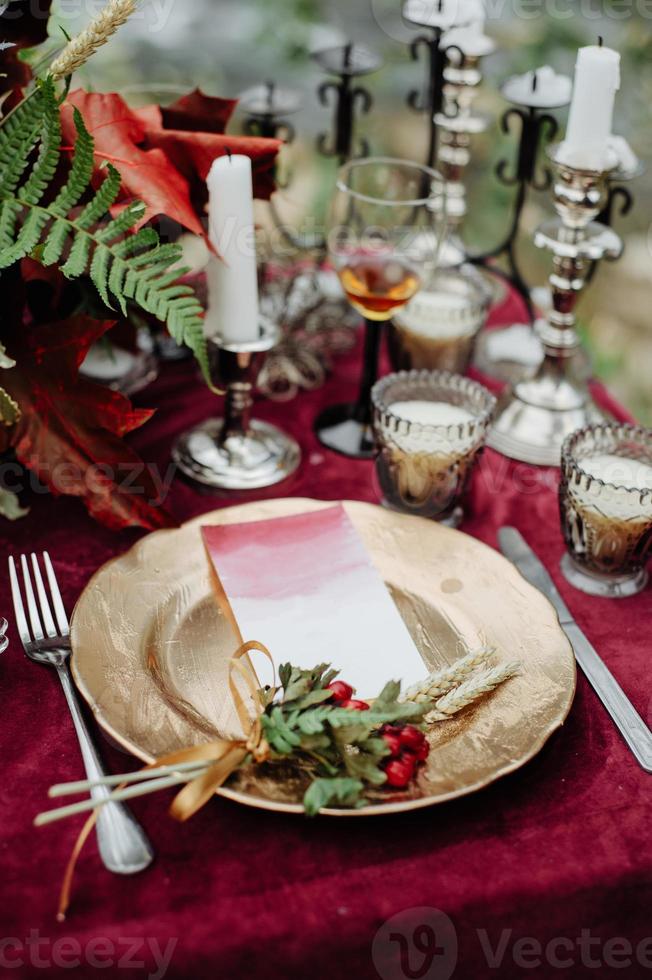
[326,680,354,702]
[382,732,402,758]
[340,699,370,711]
[415,740,430,762]
[383,756,416,788]
[380,723,401,736]
[398,725,426,752]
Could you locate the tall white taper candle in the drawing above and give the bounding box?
[205,154,260,343]
[560,44,620,171]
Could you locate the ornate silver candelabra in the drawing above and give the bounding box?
[173,319,301,489]
[486,147,628,466]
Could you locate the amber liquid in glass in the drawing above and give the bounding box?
[339,257,421,321]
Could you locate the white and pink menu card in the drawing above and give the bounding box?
[201,504,426,698]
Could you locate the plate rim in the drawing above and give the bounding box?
[71,498,577,816]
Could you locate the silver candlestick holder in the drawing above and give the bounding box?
[172,318,301,489]
[487,146,627,466]
[435,46,492,265]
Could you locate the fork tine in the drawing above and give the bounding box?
[20,555,45,641]
[8,557,32,648]
[30,554,57,638]
[43,552,70,636]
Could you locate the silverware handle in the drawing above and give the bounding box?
[564,623,652,773]
[56,663,155,874]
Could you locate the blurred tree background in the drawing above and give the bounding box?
[51,0,652,421]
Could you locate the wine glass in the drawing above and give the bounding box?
[315,157,447,458]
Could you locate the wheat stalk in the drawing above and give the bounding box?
[49,0,138,80]
[402,647,495,703]
[426,662,521,722]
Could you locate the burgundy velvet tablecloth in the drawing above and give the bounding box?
[1,293,650,980]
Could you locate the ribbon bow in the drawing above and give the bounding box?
[153,640,274,821]
[57,641,274,920]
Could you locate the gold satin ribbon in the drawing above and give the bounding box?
[57,641,274,921]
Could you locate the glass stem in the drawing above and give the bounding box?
[353,319,382,426]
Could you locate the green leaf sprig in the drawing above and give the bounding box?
[260,664,430,815]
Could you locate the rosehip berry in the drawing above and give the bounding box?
[399,725,427,753]
[380,723,401,736]
[382,732,402,758]
[340,699,370,711]
[383,755,416,788]
[326,680,354,702]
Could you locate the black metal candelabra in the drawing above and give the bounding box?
[469,98,563,322]
[407,25,448,170]
[239,81,302,144]
[313,42,382,165]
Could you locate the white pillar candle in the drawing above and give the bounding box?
[205,154,260,344]
[560,45,620,171]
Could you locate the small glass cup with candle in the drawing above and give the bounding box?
[371,370,496,526]
[559,424,652,598]
[388,268,490,375]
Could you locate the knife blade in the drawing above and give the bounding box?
[498,526,652,774]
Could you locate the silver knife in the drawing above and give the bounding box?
[499,526,652,774]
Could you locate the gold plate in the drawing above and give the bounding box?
[71,499,576,815]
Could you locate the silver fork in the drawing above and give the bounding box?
[9,552,154,875]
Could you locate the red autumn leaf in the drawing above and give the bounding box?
[2,316,175,531]
[160,88,237,134]
[61,90,206,237]
[145,124,280,209]
[142,89,280,204]
[0,0,52,107]
[61,89,281,236]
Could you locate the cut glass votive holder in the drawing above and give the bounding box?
[559,423,652,598]
[389,268,490,375]
[371,370,496,526]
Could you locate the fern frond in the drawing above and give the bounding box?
[60,233,92,278]
[0,88,46,197]
[76,165,122,229]
[18,81,61,206]
[0,77,210,383]
[97,201,146,242]
[41,218,70,266]
[51,108,95,216]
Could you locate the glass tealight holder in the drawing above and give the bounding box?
[560,424,652,598]
[388,267,491,375]
[371,370,496,526]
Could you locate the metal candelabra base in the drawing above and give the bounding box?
[173,417,301,490]
[172,319,301,490]
[486,368,606,467]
